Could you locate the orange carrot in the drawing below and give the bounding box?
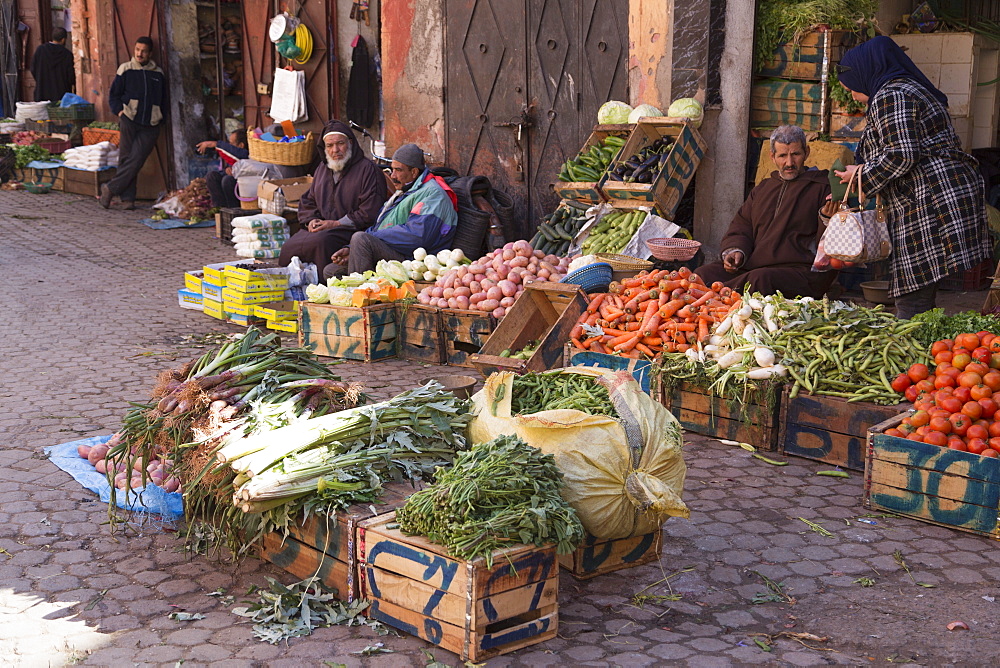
[614,334,641,352]
[697,318,710,343]
[659,299,685,319]
[582,335,603,348]
[591,341,607,354]
[635,342,655,357]
[586,293,606,314]
[641,336,663,346]
[689,290,717,309]
[608,332,636,348]
[572,337,586,350]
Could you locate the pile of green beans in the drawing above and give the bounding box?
[396,434,584,566]
[511,371,616,416]
[774,302,929,405]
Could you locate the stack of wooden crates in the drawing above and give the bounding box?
[751,30,857,138]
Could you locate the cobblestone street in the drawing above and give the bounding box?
[2,189,1000,667]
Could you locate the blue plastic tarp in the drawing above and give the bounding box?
[43,434,184,521]
[140,218,214,230]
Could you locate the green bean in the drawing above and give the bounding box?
[753,454,789,466]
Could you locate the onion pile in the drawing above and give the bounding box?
[416,240,570,318]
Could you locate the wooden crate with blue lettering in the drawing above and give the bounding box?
[659,380,783,451]
[298,302,397,361]
[599,119,706,220]
[780,393,909,471]
[559,531,661,579]
[358,511,558,661]
[257,482,420,602]
[865,413,1000,539]
[441,308,496,368]
[396,303,444,364]
[750,80,826,132]
[757,30,853,81]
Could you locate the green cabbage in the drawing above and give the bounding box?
[667,98,703,128]
[627,104,663,124]
[597,101,633,125]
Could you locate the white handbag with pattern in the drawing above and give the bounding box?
[823,168,891,263]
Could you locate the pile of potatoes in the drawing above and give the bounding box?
[78,434,181,493]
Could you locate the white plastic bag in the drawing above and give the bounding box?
[269,68,307,123]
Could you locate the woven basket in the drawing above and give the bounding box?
[560,262,613,293]
[83,127,121,147]
[248,132,315,166]
[594,253,653,272]
[646,237,701,261]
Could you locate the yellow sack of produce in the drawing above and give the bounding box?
[470,367,689,540]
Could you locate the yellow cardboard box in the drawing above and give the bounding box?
[203,298,225,320]
[221,287,286,305]
[267,318,298,333]
[184,271,204,294]
[253,300,298,321]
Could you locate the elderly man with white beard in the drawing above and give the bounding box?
[278,120,388,276]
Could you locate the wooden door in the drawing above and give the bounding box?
[240,0,274,131]
[110,0,170,194]
[445,0,628,238]
[444,0,528,235]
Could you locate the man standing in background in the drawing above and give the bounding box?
[101,36,167,210]
[30,27,74,102]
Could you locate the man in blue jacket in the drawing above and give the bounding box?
[100,36,167,210]
[324,143,458,278]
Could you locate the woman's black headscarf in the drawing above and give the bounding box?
[837,35,948,107]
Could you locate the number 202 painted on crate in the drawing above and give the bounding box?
[364,540,554,647]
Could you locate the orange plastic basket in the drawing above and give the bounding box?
[82,127,121,147]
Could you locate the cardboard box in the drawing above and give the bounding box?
[267,318,298,333]
[253,301,298,321]
[223,301,254,317]
[201,282,224,302]
[358,512,558,661]
[203,298,225,320]
[203,259,249,286]
[469,282,586,378]
[257,176,313,214]
[184,271,204,294]
[225,274,290,294]
[177,289,203,311]
[220,287,285,305]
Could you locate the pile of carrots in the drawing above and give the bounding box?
[569,267,741,359]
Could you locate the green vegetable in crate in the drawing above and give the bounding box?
[396,433,584,566]
[530,202,590,255]
[511,370,617,416]
[558,134,627,182]
[500,340,540,360]
[606,136,675,184]
[581,209,647,254]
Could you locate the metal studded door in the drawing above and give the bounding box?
[445,0,628,238]
[444,0,528,236]
[528,0,629,221]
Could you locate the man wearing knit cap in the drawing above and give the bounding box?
[325,143,459,278]
[278,119,388,275]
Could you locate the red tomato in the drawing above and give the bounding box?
[929,416,953,434]
[973,347,992,364]
[991,338,1000,352]
[952,352,973,370]
[982,448,1000,458]
[907,432,924,442]
[890,373,912,393]
[981,333,996,348]
[939,395,963,414]
[907,363,930,384]
[956,333,982,350]
[934,374,956,389]
[828,257,845,270]
[904,385,919,403]
[935,350,954,364]
[929,407,951,419]
[954,386,973,403]
[949,439,969,451]
[978,398,998,420]
[990,437,1000,451]
[967,424,990,441]
[931,340,951,356]
[910,410,930,427]
[923,431,948,447]
[942,366,962,380]
[968,438,988,455]
[950,413,971,436]
[963,401,984,421]
[990,352,1000,370]
[885,428,904,438]
[971,384,994,401]
[989,422,1000,438]
[959,371,984,388]
[984,371,1000,391]
[968,362,991,376]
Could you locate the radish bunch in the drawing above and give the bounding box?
[78,434,182,493]
[416,240,571,319]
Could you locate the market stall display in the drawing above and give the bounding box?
[553,125,631,203]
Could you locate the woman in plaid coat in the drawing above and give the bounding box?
[835,36,990,318]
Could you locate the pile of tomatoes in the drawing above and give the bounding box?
[887,331,1000,457]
